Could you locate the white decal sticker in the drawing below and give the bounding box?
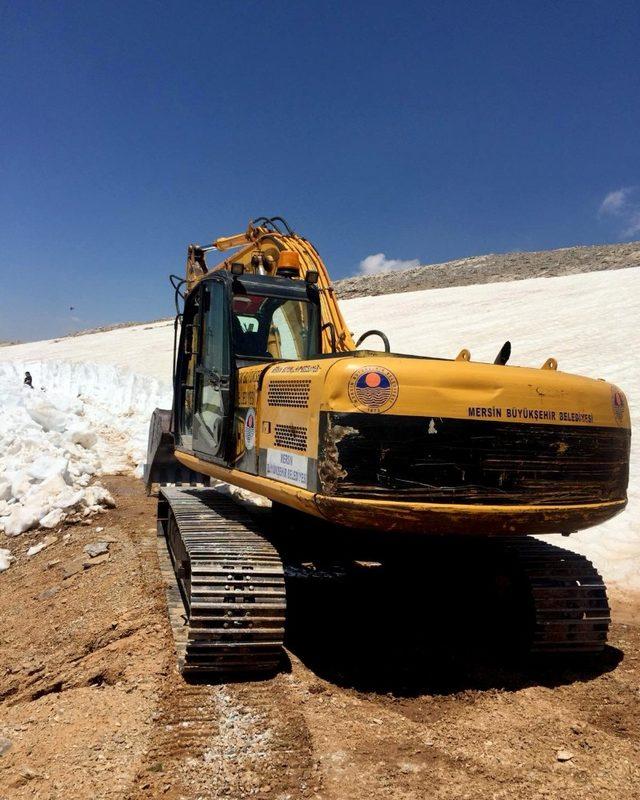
[265,448,308,489]
[244,407,256,450]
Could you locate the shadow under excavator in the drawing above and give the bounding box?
[283,553,623,697]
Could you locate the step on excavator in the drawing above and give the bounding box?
[145,216,631,676]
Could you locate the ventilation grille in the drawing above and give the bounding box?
[267,379,311,408]
[274,424,308,452]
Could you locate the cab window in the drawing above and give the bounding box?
[232,294,319,361]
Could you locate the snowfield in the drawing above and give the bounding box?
[0,361,170,542]
[0,268,637,591]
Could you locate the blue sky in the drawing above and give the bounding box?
[1,1,639,341]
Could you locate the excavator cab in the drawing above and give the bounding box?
[145,268,321,489]
[173,270,321,467]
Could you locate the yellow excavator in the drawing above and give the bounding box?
[145,216,630,675]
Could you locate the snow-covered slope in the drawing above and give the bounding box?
[0,320,175,543]
[2,318,175,379]
[0,268,637,590]
[0,361,171,539]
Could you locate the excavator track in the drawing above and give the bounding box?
[496,537,611,653]
[157,486,286,675]
[155,487,609,676]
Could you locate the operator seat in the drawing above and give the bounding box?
[233,316,271,360]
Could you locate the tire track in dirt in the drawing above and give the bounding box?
[125,476,319,799]
[127,662,319,798]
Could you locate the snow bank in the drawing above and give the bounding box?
[0,361,171,537]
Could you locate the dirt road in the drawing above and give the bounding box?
[1,477,638,799]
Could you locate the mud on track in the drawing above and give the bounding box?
[0,477,638,799]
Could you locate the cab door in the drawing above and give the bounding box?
[192,279,233,463]
[175,287,201,452]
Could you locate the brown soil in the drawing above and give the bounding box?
[1,477,639,799]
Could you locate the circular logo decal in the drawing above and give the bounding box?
[348,366,399,414]
[244,407,256,449]
[611,387,625,424]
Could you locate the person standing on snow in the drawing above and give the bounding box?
[24,371,33,388]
